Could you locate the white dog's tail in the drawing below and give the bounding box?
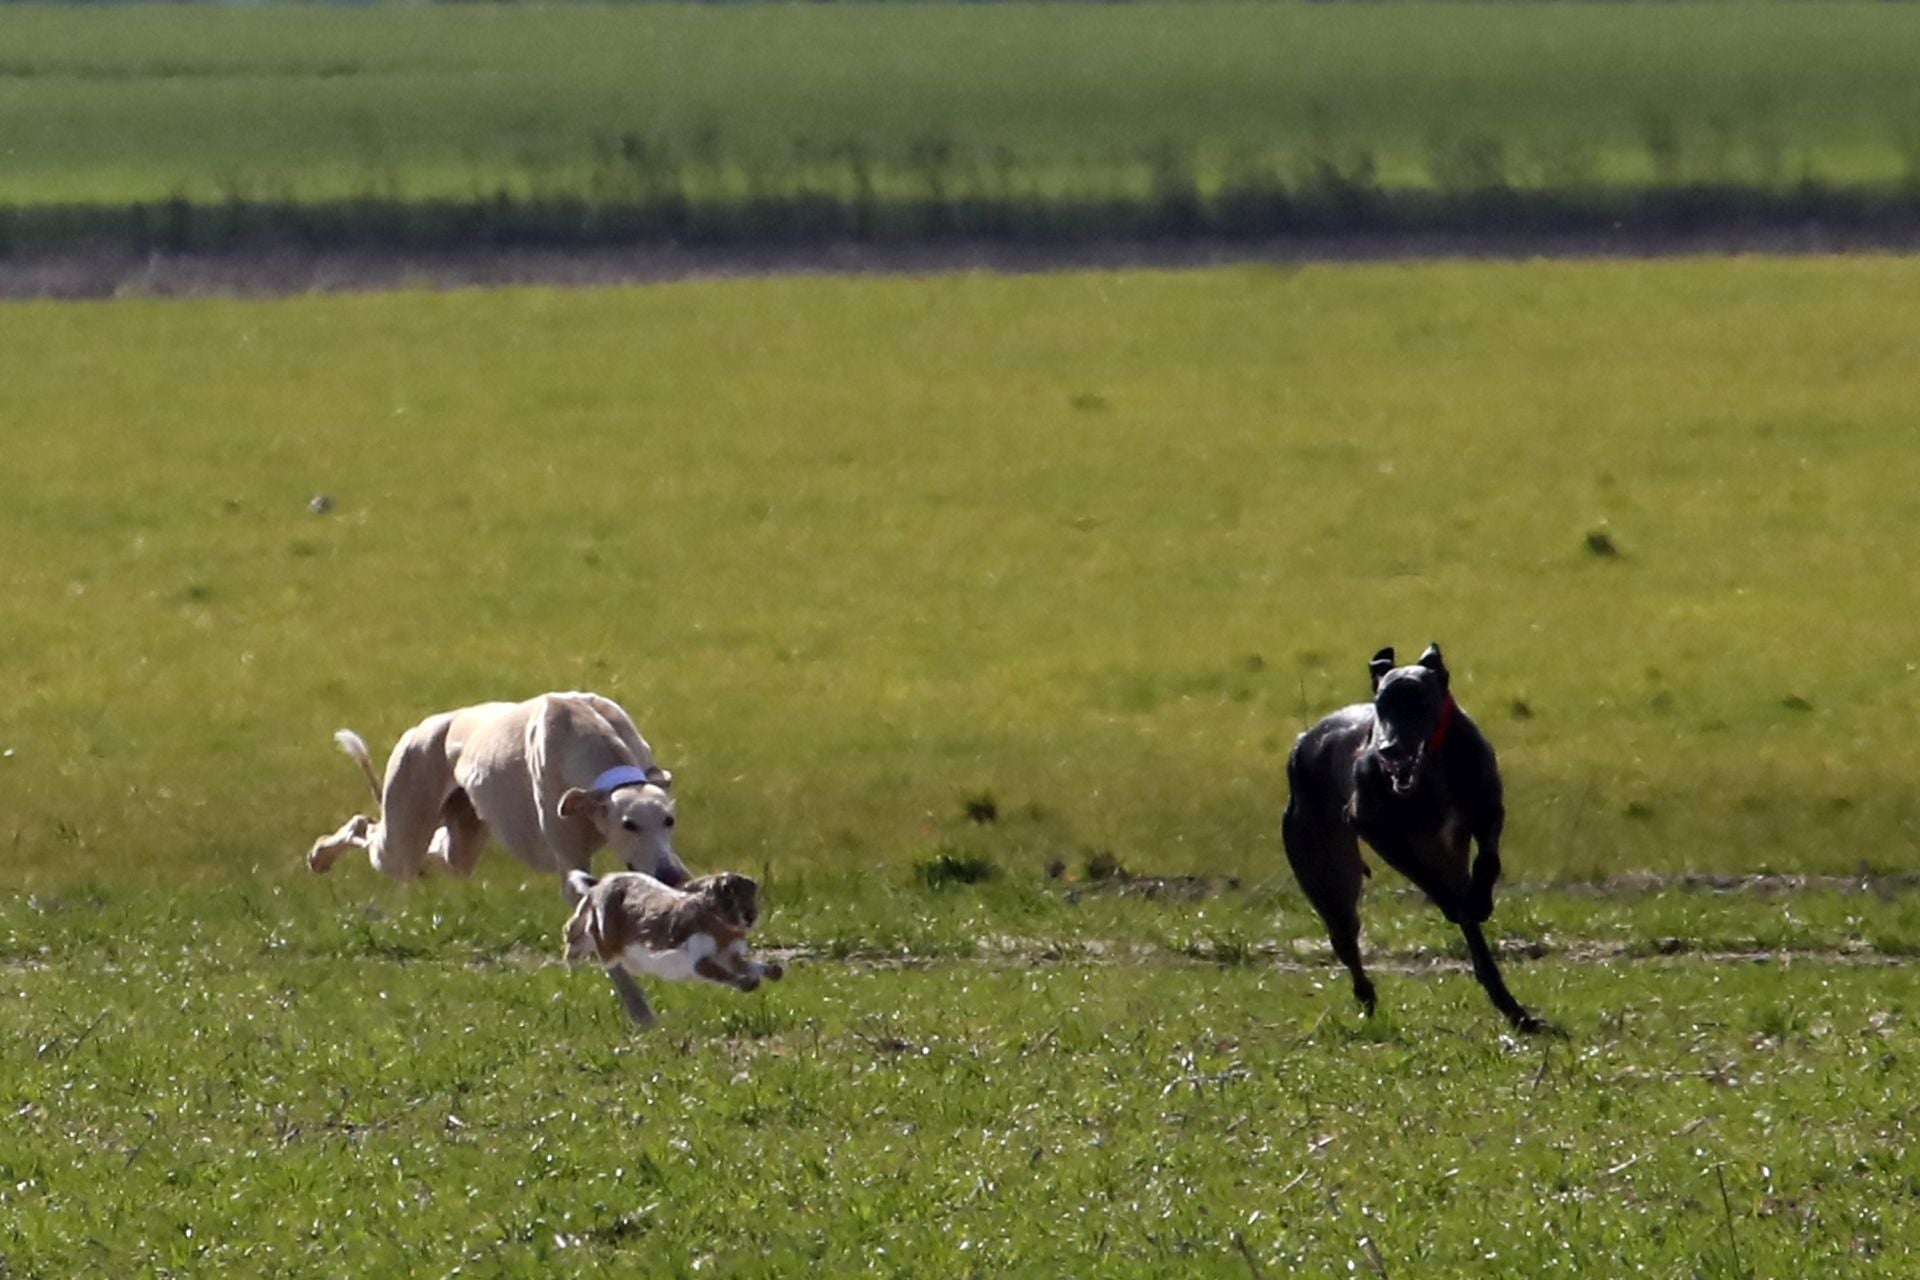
[333,729,383,807]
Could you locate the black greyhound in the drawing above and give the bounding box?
[1282,644,1544,1033]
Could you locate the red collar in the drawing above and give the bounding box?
[1427,696,1457,750]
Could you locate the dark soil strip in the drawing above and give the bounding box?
[6,225,1920,301]
[1509,870,1920,899]
[1063,869,1920,905]
[543,938,1911,975]
[1380,870,1920,903]
[743,938,1918,975]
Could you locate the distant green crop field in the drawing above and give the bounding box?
[4,256,1919,891]
[1,0,1917,209]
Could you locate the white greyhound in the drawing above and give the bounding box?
[307,690,687,886]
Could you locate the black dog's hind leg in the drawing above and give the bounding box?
[1459,920,1542,1034]
[1283,801,1376,1016]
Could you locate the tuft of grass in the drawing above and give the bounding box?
[962,791,999,824]
[913,849,1000,890]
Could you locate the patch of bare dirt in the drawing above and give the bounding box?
[1528,871,1920,899]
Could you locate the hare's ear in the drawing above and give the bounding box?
[562,900,598,967]
[1368,647,1396,692]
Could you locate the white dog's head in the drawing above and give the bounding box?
[558,765,689,886]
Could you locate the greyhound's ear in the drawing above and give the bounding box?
[644,765,672,789]
[1418,643,1446,672]
[557,788,607,822]
[1368,647,1396,692]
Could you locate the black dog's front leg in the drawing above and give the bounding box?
[1459,920,1543,1034]
[1373,833,1543,1033]
[1464,808,1504,925]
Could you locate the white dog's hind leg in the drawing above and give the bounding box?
[310,717,453,879]
[307,814,370,874]
[356,718,459,880]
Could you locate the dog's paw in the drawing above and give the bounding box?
[763,962,784,982]
[307,816,370,874]
[736,974,762,993]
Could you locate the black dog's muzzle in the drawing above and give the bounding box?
[1376,741,1425,793]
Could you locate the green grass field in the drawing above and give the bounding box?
[6,257,1920,1274]
[4,2,1920,249]
[6,257,1918,887]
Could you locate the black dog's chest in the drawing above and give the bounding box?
[1351,754,1467,850]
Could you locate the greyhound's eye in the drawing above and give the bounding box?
[664,816,675,829]
[621,819,638,833]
